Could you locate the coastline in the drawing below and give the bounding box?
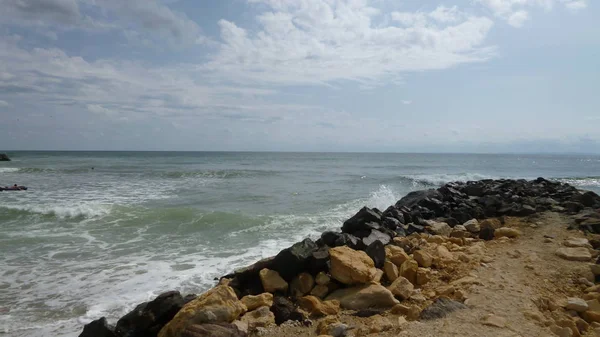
[78,178,600,336]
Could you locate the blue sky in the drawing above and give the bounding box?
[0,0,598,152]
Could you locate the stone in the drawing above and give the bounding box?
[365,240,386,268]
[290,273,315,297]
[315,272,331,286]
[116,291,184,337]
[450,225,469,238]
[413,250,433,268]
[426,220,452,236]
[479,219,501,241]
[556,248,592,262]
[420,298,467,320]
[574,317,590,335]
[180,323,247,337]
[225,257,275,297]
[259,269,288,293]
[373,269,384,283]
[329,246,377,285]
[241,293,273,312]
[587,299,600,311]
[550,325,573,337]
[566,298,589,312]
[391,304,421,320]
[231,321,248,335]
[399,259,418,285]
[240,306,275,330]
[272,238,318,281]
[436,245,454,260]
[383,259,399,282]
[582,311,600,324]
[387,246,410,267]
[342,207,382,235]
[271,296,303,325]
[565,238,592,248]
[366,315,395,333]
[387,276,414,300]
[395,189,443,209]
[310,285,330,299]
[464,219,480,233]
[297,296,340,317]
[0,154,10,161]
[158,286,247,337]
[416,268,432,286]
[494,227,522,239]
[481,314,507,328]
[316,316,341,335]
[79,317,117,337]
[591,265,600,276]
[325,284,399,310]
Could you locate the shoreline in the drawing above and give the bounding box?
[78,178,600,337]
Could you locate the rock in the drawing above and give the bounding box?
[226,257,275,296]
[420,298,467,320]
[587,299,600,311]
[297,296,340,317]
[311,285,330,298]
[566,298,589,312]
[387,246,410,267]
[116,291,184,337]
[259,269,288,293]
[425,220,452,236]
[479,219,500,241]
[308,247,331,275]
[582,311,600,324]
[413,250,433,268]
[556,248,592,262]
[564,238,592,248]
[580,191,600,208]
[464,219,480,233]
[365,315,395,333]
[239,306,275,330]
[396,189,443,208]
[158,286,246,337]
[79,317,117,337]
[180,323,247,337]
[315,272,330,286]
[549,325,573,337]
[391,304,421,320]
[436,245,454,260]
[271,296,303,325]
[0,154,10,161]
[383,259,399,282]
[399,259,418,285]
[450,225,469,238]
[387,276,414,300]
[481,314,507,328]
[325,284,399,310]
[416,268,432,286]
[342,206,382,236]
[272,239,318,281]
[591,265,600,276]
[290,273,315,297]
[329,246,377,285]
[241,293,273,312]
[373,269,384,283]
[365,241,386,268]
[494,227,522,239]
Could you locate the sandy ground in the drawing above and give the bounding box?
[256,212,600,337]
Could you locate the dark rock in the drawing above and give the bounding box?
[361,229,391,247]
[395,189,443,209]
[321,231,342,247]
[420,297,467,320]
[406,223,425,235]
[479,223,495,241]
[79,317,117,337]
[510,204,536,216]
[580,219,600,234]
[271,296,303,325]
[183,294,197,304]
[381,216,401,230]
[394,226,407,237]
[417,197,446,217]
[580,191,600,207]
[463,183,484,197]
[341,207,382,235]
[307,247,330,274]
[590,238,600,250]
[365,241,385,268]
[115,291,184,337]
[382,206,405,224]
[0,154,10,161]
[226,257,275,296]
[352,308,385,317]
[272,239,318,281]
[562,201,584,213]
[181,323,247,337]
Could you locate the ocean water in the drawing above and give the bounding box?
[1,151,599,336]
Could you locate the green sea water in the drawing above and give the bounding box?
[1,151,599,336]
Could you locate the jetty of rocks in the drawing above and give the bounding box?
[79,178,600,337]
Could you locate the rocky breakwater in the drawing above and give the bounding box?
[79,178,600,337]
[0,153,10,161]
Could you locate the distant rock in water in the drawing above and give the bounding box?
[0,153,10,161]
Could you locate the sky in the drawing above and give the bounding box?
[0,0,598,153]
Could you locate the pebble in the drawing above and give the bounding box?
[566,297,588,312]
[555,247,592,262]
[481,314,507,328]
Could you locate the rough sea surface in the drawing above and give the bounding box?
[1,152,599,336]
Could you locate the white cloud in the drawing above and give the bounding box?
[401,100,412,105]
[205,1,495,86]
[477,0,587,27]
[0,100,9,107]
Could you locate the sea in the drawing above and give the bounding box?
[1,151,600,336]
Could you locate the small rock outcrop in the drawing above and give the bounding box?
[79,317,117,337]
[0,153,10,161]
[116,291,184,337]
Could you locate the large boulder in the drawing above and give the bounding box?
[342,207,382,236]
[271,239,318,281]
[0,154,10,161]
[116,291,184,337]
[158,286,247,337]
[226,257,275,296]
[240,293,273,312]
[180,323,246,337]
[365,241,386,269]
[325,284,399,310]
[329,246,377,285]
[297,296,340,317]
[290,272,315,298]
[239,306,275,330]
[258,269,288,294]
[395,189,443,209]
[361,229,391,247]
[270,296,304,325]
[387,276,414,300]
[79,317,117,337]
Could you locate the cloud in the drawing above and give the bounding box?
[1,0,80,25]
[0,100,9,107]
[204,1,495,86]
[401,100,412,105]
[476,0,587,27]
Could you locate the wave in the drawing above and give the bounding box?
[0,167,93,174]
[393,173,496,188]
[0,203,113,220]
[155,169,280,180]
[553,177,600,188]
[0,167,20,173]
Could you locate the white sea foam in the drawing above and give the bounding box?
[0,167,19,173]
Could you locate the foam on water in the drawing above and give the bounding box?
[0,167,19,173]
